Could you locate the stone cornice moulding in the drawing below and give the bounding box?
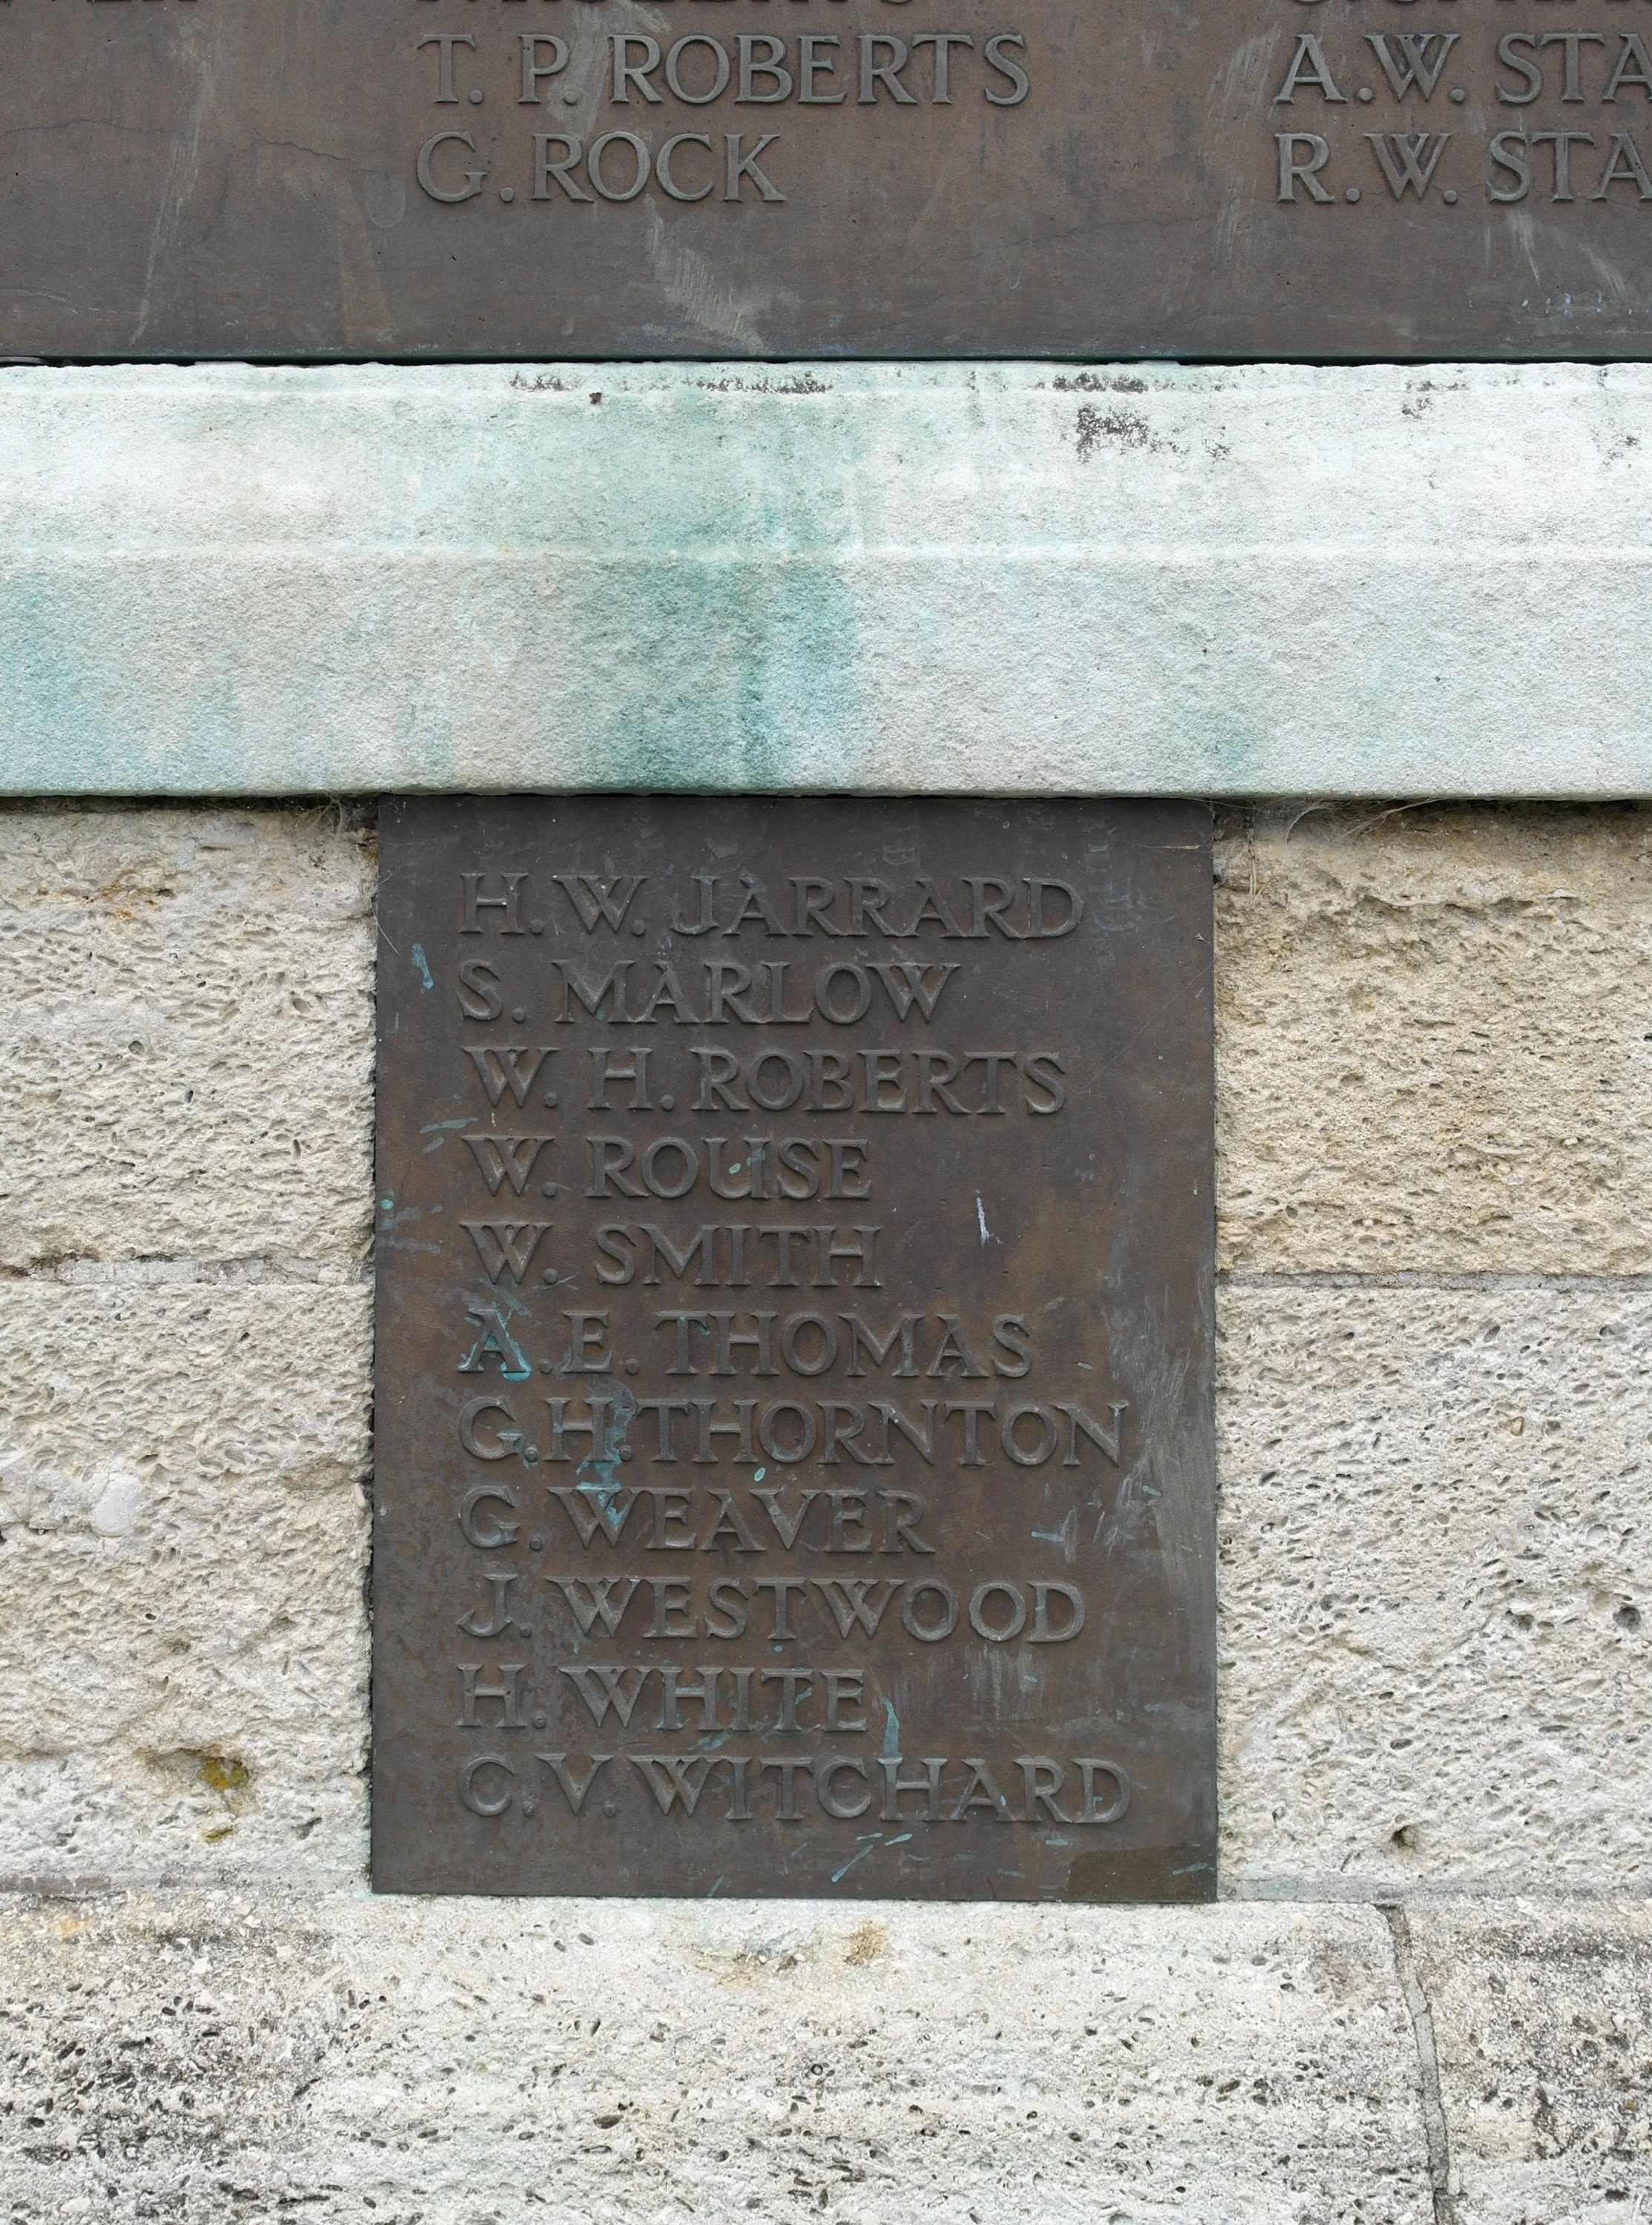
[1,360,1647,799]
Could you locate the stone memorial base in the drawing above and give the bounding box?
[3,364,1652,2218]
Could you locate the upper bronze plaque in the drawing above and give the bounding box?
[4,2,1652,358]
[373,798,1215,1901]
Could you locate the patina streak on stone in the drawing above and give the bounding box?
[2,366,1652,797]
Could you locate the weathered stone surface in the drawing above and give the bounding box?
[1219,1284,1652,1897]
[0,806,374,1270]
[4,365,1652,799]
[0,1891,1429,2224]
[1411,1901,1652,2224]
[1215,806,1652,1276]
[0,1285,369,1888]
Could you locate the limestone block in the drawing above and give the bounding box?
[1412,1902,1652,2224]
[1218,1285,1652,1896]
[0,805,374,1270]
[3,363,1652,798]
[1215,805,1652,1276]
[0,1891,1429,2223]
[0,1284,370,1888]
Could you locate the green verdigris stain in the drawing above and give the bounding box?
[1,569,152,793]
[18,358,1625,800]
[550,380,860,792]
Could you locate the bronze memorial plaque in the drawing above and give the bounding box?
[372,798,1215,1900]
[3,1,1652,358]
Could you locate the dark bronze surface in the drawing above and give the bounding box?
[3,1,1651,360]
[373,797,1215,1901]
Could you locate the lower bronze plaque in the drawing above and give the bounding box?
[373,798,1215,1901]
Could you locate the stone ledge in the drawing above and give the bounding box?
[9,1891,1642,2224]
[1410,1900,1652,2225]
[2,363,1651,798]
[0,1891,1429,2224]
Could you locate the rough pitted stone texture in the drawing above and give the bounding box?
[0,1892,1430,2224]
[0,805,374,1271]
[1219,1285,1652,1897]
[4,364,1652,798]
[1412,1902,1652,2224]
[1215,805,1652,1276]
[0,1285,370,1888]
